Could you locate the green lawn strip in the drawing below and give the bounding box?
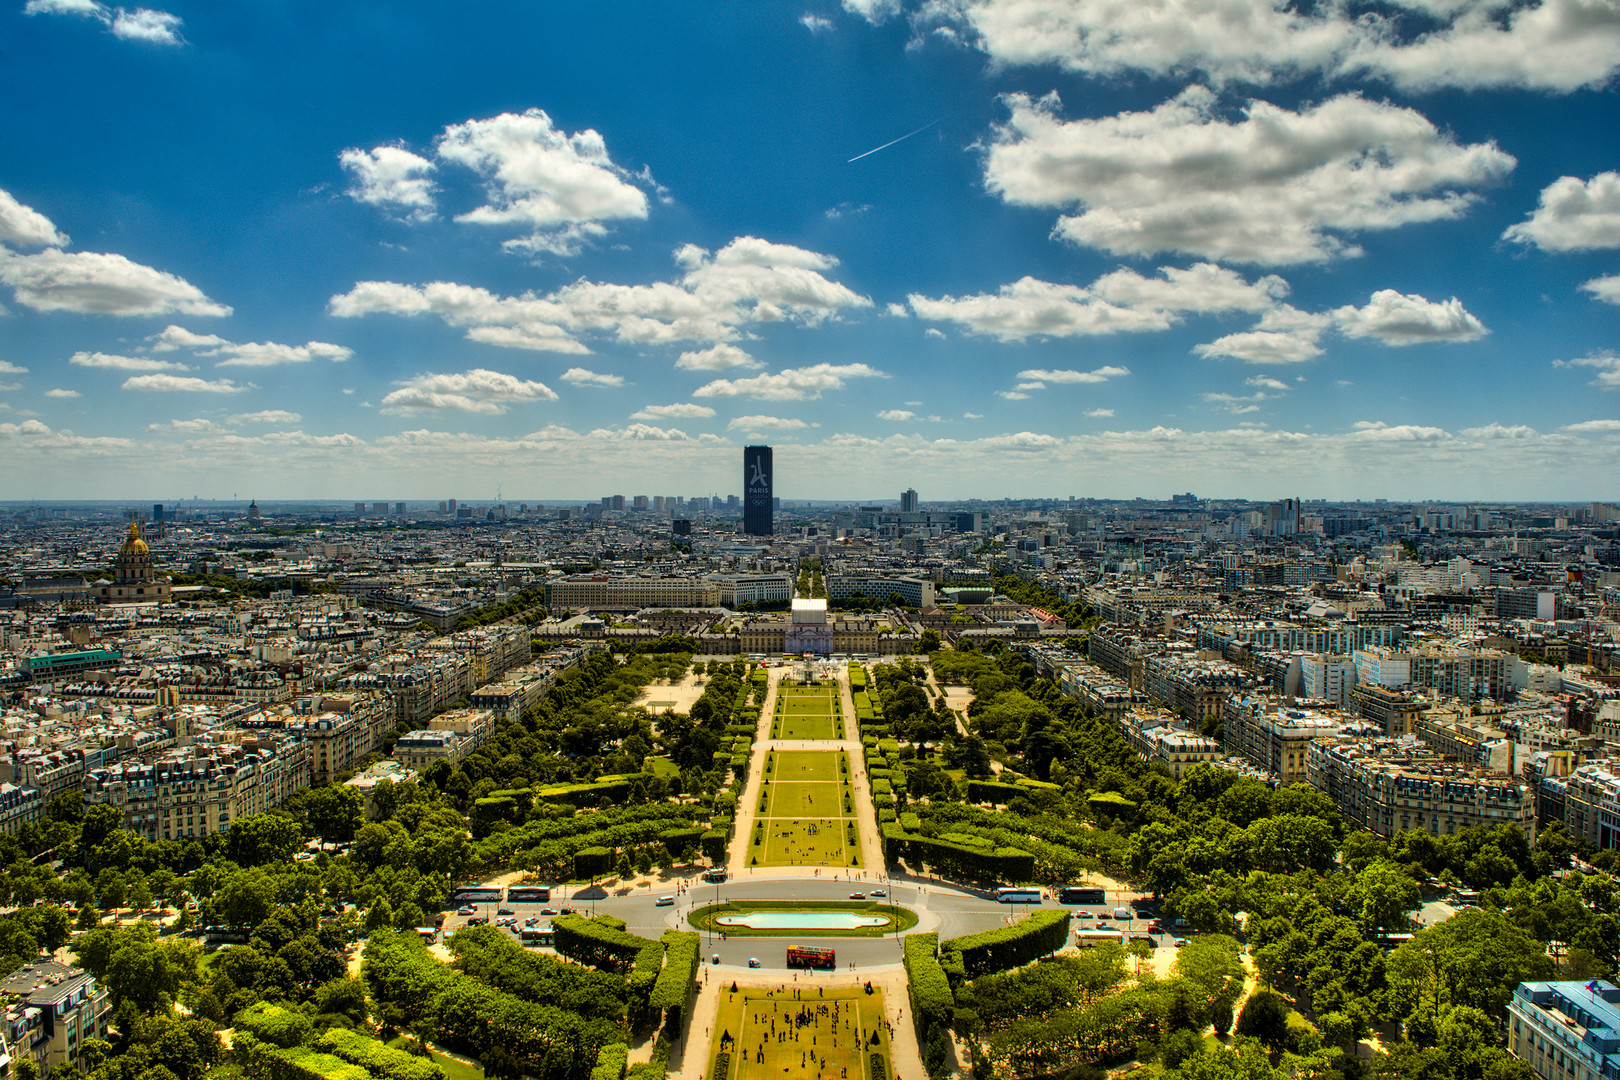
[765,781,853,819]
[689,901,916,938]
[759,818,854,867]
[768,750,845,783]
[710,985,889,1080]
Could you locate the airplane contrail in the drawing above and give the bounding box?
[847,118,943,163]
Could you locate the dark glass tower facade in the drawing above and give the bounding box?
[743,445,773,535]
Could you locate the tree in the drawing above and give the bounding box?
[1387,909,1555,1029]
[1351,859,1422,935]
[81,804,124,852]
[916,629,942,654]
[1235,991,1290,1052]
[223,814,302,867]
[302,784,364,846]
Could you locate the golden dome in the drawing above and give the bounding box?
[119,519,150,558]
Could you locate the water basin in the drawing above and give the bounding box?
[715,911,889,930]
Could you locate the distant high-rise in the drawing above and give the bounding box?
[744,445,773,536]
[900,488,919,513]
[152,503,163,523]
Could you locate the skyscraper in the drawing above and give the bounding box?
[744,445,773,535]
[900,488,919,513]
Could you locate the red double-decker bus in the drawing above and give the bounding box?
[786,945,836,969]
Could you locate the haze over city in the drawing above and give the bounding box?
[2,3,1618,497]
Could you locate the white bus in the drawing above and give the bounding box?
[995,887,1042,904]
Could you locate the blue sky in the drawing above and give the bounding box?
[1,0,1618,502]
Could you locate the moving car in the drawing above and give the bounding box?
[849,892,866,900]
[497,907,515,916]
[457,906,475,916]
[870,889,886,897]
[748,957,761,967]
[540,908,559,916]
[656,896,675,906]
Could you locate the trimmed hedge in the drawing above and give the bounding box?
[315,1029,446,1080]
[881,823,1035,883]
[268,1048,370,1080]
[965,779,1062,805]
[575,845,614,879]
[902,933,954,1039]
[591,1044,629,1080]
[234,1002,312,1048]
[537,777,634,808]
[941,909,1071,979]
[649,930,700,1014]
[553,914,657,972]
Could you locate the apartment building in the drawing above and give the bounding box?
[80,737,311,842]
[1305,738,1534,839]
[1222,695,1347,783]
[1144,655,1255,726]
[1508,980,1620,1080]
[1,961,110,1077]
[549,575,723,610]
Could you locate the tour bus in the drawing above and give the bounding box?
[520,926,555,946]
[787,945,836,969]
[506,886,551,903]
[995,887,1043,904]
[1059,886,1107,905]
[447,887,505,906]
[1075,929,1126,948]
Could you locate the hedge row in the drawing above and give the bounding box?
[649,930,700,1013]
[881,823,1035,883]
[315,1029,446,1080]
[940,910,1071,979]
[553,914,659,974]
[591,1044,629,1080]
[536,777,635,808]
[234,1003,311,1048]
[902,933,954,1038]
[964,779,1061,805]
[268,1048,370,1080]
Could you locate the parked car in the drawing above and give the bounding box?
[467,916,488,926]
[1095,921,1112,931]
[540,907,559,916]
[1073,910,1091,919]
[558,907,575,916]
[1147,923,1166,935]
[497,907,515,916]
[457,906,475,916]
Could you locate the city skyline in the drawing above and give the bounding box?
[2,2,1619,500]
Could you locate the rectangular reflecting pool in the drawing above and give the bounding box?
[715,911,889,930]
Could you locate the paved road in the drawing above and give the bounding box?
[440,877,1165,972]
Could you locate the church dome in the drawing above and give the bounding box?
[119,520,150,558]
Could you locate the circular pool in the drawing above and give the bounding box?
[715,911,889,930]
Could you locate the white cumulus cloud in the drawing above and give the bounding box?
[1333,290,1488,345]
[0,249,229,316]
[331,236,869,353]
[230,410,302,425]
[728,415,811,430]
[630,403,716,420]
[123,374,248,393]
[910,263,1284,340]
[920,0,1620,92]
[1583,275,1620,305]
[675,344,763,371]
[693,362,885,401]
[1016,365,1130,384]
[1084,408,1114,417]
[1556,351,1620,390]
[842,0,901,24]
[340,146,438,222]
[0,188,68,247]
[25,0,182,45]
[44,388,80,398]
[435,108,649,255]
[381,368,559,414]
[69,351,190,372]
[983,88,1514,265]
[877,409,916,421]
[561,367,625,388]
[1504,172,1620,252]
